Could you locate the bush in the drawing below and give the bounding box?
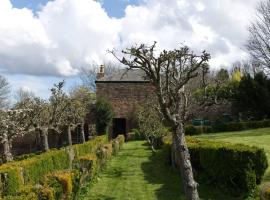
[43,171,73,200]
[185,125,213,135]
[0,135,124,199]
[260,183,270,200]
[163,137,268,196]
[0,136,107,197]
[95,98,113,134]
[0,166,24,196]
[0,185,40,200]
[186,119,270,135]
[185,125,198,135]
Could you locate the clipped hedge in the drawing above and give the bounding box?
[185,119,270,135]
[0,135,125,199]
[261,183,270,200]
[163,137,268,196]
[0,135,113,198]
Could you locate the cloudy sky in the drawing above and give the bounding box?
[1,0,261,98]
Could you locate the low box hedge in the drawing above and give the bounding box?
[185,119,270,135]
[0,135,125,199]
[163,136,268,196]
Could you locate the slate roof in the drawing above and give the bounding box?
[95,69,149,83]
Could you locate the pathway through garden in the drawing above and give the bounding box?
[82,141,234,200]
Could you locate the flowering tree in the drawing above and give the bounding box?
[136,99,168,151]
[0,109,31,162]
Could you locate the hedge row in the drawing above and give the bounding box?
[0,135,125,199]
[162,137,268,196]
[185,119,270,135]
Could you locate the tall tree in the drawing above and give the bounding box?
[246,0,270,73]
[112,43,210,200]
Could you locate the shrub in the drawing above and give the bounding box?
[38,186,55,200]
[43,171,73,200]
[112,140,120,155]
[185,125,198,135]
[73,136,107,158]
[0,135,122,199]
[163,137,268,196]
[0,136,107,196]
[261,183,270,200]
[0,165,23,196]
[185,125,213,135]
[95,98,113,134]
[188,119,270,134]
[116,135,125,148]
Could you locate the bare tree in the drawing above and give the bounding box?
[0,75,10,109]
[246,0,270,73]
[111,42,210,200]
[80,62,121,92]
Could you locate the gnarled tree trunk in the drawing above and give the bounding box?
[2,134,13,162]
[39,128,49,152]
[66,125,72,145]
[78,124,85,143]
[173,123,199,200]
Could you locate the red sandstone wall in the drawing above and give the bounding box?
[96,82,155,132]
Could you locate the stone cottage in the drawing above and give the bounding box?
[95,65,155,139]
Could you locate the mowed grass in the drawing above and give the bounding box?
[194,127,270,183]
[82,141,237,200]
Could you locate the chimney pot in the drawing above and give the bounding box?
[97,64,105,79]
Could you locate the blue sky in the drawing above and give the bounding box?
[1,0,260,100]
[7,0,140,98]
[10,0,139,18]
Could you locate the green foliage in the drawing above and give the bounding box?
[128,129,145,141]
[0,185,39,200]
[0,135,123,199]
[185,119,270,135]
[0,166,23,196]
[0,136,106,196]
[73,135,107,158]
[95,98,113,134]
[136,101,169,149]
[162,137,268,196]
[20,149,70,184]
[43,171,73,200]
[261,184,270,200]
[235,73,270,119]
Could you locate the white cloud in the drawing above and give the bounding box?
[0,0,261,78]
[0,0,121,76]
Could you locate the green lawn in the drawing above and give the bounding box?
[194,127,270,183]
[81,141,238,200]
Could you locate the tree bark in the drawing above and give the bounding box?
[40,128,49,152]
[173,123,199,200]
[78,124,85,143]
[2,135,13,162]
[84,123,89,141]
[67,125,72,145]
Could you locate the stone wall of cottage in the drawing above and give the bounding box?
[96,82,155,133]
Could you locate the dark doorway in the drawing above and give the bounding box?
[112,118,126,139]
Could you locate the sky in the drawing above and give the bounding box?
[0,0,261,99]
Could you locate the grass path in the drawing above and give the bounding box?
[194,128,270,183]
[82,141,234,200]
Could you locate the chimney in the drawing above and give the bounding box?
[97,65,105,79]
